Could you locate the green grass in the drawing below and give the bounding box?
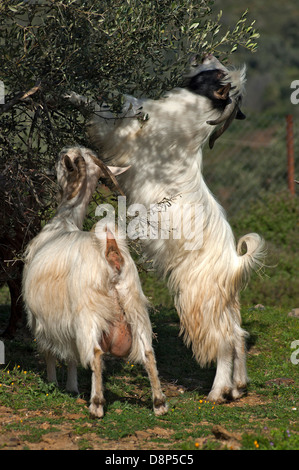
[0,300,298,450]
[0,190,298,449]
[231,191,299,309]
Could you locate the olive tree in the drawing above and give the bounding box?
[0,0,258,160]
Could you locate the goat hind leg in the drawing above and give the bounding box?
[207,340,234,403]
[231,330,248,400]
[89,348,105,418]
[143,349,168,416]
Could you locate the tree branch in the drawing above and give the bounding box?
[0,80,42,115]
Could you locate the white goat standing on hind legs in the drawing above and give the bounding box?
[68,54,266,404]
[22,147,168,418]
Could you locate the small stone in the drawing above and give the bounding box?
[254,304,265,310]
[212,425,241,442]
[288,308,299,318]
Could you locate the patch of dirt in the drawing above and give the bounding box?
[264,377,295,387]
[210,424,242,450]
[224,392,270,408]
[0,389,269,450]
[0,406,174,450]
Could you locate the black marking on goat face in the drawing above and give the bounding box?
[186,69,230,110]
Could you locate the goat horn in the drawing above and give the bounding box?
[208,103,239,149]
[88,153,126,196]
[206,98,236,126]
[65,155,87,200]
[207,95,246,149]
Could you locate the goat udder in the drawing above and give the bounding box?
[100,319,132,357]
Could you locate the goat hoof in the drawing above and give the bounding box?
[207,395,226,404]
[153,399,168,416]
[231,386,247,400]
[89,403,105,418]
[207,387,231,404]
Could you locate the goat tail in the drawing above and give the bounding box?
[236,233,266,286]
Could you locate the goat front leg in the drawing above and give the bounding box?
[89,348,105,418]
[143,349,168,416]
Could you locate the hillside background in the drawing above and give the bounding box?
[213,0,299,117]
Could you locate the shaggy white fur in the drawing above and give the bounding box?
[71,55,265,403]
[22,147,167,417]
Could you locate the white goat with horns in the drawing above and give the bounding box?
[22,147,168,418]
[68,54,265,403]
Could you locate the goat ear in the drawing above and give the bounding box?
[213,83,231,100]
[107,165,131,176]
[105,229,124,273]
